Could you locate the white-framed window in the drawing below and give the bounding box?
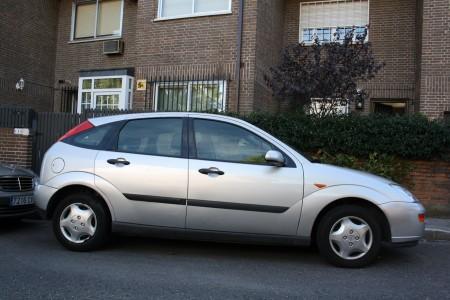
[154,80,227,112]
[71,0,124,41]
[157,0,232,20]
[300,0,369,44]
[77,75,134,113]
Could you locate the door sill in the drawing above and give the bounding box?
[112,222,311,246]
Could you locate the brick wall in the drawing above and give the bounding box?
[54,0,138,96]
[54,0,259,114]
[409,160,450,217]
[0,128,33,168]
[282,0,419,113]
[419,0,450,119]
[0,0,59,111]
[253,0,285,112]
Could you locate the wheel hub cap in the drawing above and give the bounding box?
[329,216,373,260]
[60,203,97,244]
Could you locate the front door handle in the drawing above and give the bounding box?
[199,167,224,176]
[107,158,130,166]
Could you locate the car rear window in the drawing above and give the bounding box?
[64,123,115,150]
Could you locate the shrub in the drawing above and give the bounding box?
[311,151,413,183]
[243,112,450,161]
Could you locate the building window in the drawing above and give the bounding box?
[154,81,227,112]
[371,99,408,115]
[77,75,134,113]
[310,98,350,116]
[72,0,123,40]
[443,111,450,122]
[157,0,232,20]
[300,0,369,43]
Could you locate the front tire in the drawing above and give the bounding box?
[52,192,111,251]
[316,205,382,268]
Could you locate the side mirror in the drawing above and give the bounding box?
[265,150,285,167]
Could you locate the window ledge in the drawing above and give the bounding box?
[154,11,232,22]
[69,36,122,44]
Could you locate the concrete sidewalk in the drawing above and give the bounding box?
[425,218,450,241]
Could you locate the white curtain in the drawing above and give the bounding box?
[300,0,369,29]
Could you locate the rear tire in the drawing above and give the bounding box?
[316,205,382,268]
[52,192,110,251]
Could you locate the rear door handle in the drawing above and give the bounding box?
[107,158,130,166]
[199,167,224,176]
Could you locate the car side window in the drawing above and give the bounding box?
[117,118,183,157]
[67,123,115,149]
[193,119,274,164]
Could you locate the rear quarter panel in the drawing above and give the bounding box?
[40,142,99,185]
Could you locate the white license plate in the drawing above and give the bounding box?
[10,195,34,206]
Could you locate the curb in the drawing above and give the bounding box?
[424,228,450,241]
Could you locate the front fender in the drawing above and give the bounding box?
[43,171,117,221]
[297,185,392,238]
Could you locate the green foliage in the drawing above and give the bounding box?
[311,151,412,183]
[243,112,450,161]
[234,111,448,182]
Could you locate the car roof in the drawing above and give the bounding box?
[89,112,242,126]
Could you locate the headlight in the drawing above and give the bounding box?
[390,184,418,202]
[32,177,39,189]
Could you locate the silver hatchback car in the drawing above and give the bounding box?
[35,113,425,267]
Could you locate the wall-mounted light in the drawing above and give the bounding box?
[355,89,365,110]
[15,78,25,91]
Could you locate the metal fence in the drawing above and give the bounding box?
[60,86,78,113]
[0,106,34,128]
[0,106,155,172]
[31,109,156,172]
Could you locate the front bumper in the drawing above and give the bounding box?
[0,194,35,219]
[379,201,425,244]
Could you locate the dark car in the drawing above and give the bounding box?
[0,164,36,219]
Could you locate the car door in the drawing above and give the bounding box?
[95,117,188,228]
[186,117,304,236]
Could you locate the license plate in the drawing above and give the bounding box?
[10,195,34,206]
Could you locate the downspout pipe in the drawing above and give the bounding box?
[235,0,244,113]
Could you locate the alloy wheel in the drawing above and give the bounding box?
[59,203,97,244]
[328,216,373,260]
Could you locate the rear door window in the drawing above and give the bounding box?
[117,118,184,158]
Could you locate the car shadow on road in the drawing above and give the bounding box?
[106,231,424,269]
[108,231,324,265]
[0,219,423,269]
[0,219,35,233]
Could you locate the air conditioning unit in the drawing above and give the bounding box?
[103,40,123,55]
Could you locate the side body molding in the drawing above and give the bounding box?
[297,185,392,238]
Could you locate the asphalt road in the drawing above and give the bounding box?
[0,220,449,300]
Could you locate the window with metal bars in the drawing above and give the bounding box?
[154,80,227,112]
[299,0,369,44]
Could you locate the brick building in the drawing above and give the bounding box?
[1,0,449,118]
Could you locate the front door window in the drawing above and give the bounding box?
[193,119,273,164]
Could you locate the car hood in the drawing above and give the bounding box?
[310,163,395,187]
[0,164,35,177]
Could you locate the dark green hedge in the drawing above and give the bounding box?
[241,112,450,161]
